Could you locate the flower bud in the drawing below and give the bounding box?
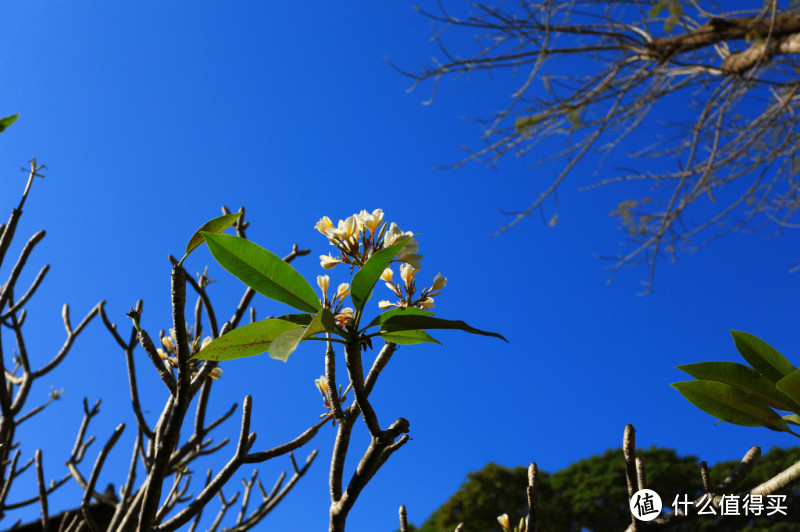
[431,273,448,291]
[317,275,330,293]
[161,336,175,352]
[497,514,510,531]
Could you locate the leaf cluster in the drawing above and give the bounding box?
[673,331,800,437]
[181,215,505,363]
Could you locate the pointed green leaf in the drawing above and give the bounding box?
[671,381,790,432]
[203,233,320,313]
[783,414,800,427]
[0,114,20,133]
[184,212,243,258]
[379,329,441,346]
[380,315,507,342]
[731,330,794,383]
[676,362,800,413]
[350,237,410,311]
[193,319,301,361]
[777,368,800,409]
[365,307,433,329]
[269,308,337,362]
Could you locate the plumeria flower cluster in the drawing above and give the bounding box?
[158,329,223,381]
[314,375,350,420]
[497,513,526,532]
[316,209,423,271]
[317,275,354,328]
[378,265,447,310]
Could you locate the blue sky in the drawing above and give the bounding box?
[0,2,799,530]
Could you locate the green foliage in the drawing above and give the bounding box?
[673,331,800,436]
[378,315,507,342]
[191,210,504,364]
[192,319,301,361]
[732,331,795,383]
[648,0,683,33]
[0,113,19,134]
[671,381,792,432]
[378,328,441,345]
[202,232,321,313]
[408,447,800,532]
[411,462,531,532]
[268,308,338,362]
[181,212,242,264]
[350,237,409,311]
[366,307,433,328]
[514,113,549,134]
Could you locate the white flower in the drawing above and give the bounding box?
[335,307,355,327]
[161,336,175,352]
[399,263,418,286]
[380,267,394,283]
[314,216,334,236]
[325,216,359,241]
[334,283,350,303]
[384,224,423,267]
[419,297,435,309]
[209,367,223,380]
[320,253,341,270]
[383,222,412,247]
[396,237,423,268]
[497,514,510,531]
[356,208,384,233]
[431,273,447,291]
[378,300,394,310]
[315,375,328,396]
[317,275,330,294]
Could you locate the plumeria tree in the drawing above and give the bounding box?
[191,208,506,532]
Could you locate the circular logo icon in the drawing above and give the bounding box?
[630,489,662,521]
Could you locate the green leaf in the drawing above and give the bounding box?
[203,232,320,313]
[514,115,542,133]
[777,369,800,409]
[783,414,800,427]
[364,307,433,329]
[184,212,243,260]
[379,328,441,345]
[269,308,338,362]
[663,15,678,33]
[676,362,800,413]
[648,0,667,18]
[731,330,795,383]
[671,381,790,432]
[350,237,410,312]
[380,315,507,342]
[274,313,315,326]
[193,319,301,361]
[0,114,20,133]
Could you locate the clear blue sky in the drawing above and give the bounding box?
[0,2,798,530]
